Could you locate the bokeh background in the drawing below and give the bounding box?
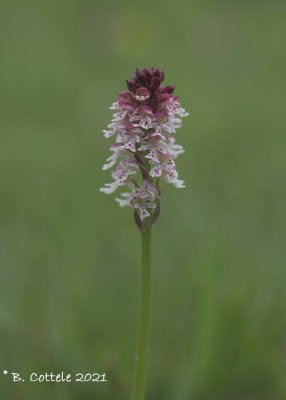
[1,0,286,399]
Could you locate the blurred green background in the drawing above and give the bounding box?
[0,0,285,399]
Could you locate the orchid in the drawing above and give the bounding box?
[100,68,189,400]
[100,67,189,228]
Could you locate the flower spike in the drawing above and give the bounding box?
[100,67,189,227]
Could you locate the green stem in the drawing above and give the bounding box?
[132,225,152,400]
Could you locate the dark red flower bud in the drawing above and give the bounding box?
[150,77,161,90]
[126,79,136,93]
[136,70,147,84]
[162,84,175,94]
[159,70,165,82]
[158,93,171,103]
[154,69,160,78]
[143,68,152,80]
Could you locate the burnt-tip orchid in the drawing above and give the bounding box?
[100,67,188,227]
[100,68,190,400]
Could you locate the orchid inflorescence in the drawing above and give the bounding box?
[100,67,189,230]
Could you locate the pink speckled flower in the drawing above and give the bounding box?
[100,67,189,229]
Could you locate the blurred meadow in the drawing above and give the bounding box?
[0,0,286,399]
